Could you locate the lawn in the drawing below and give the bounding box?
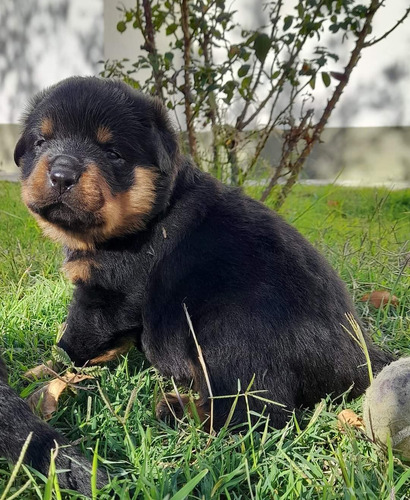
[0,180,409,499]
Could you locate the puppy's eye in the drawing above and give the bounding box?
[34,138,46,149]
[106,149,122,160]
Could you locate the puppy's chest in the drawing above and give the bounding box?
[63,254,97,284]
[62,247,154,288]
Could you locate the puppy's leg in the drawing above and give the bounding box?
[155,367,296,432]
[156,393,212,426]
[156,393,190,423]
[0,358,107,494]
[156,391,256,432]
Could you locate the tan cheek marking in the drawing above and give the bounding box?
[21,156,50,207]
[20,157,95,251]
[76,164,106,212]
[89,340,134,364]
[23,164,157,248]
[101,167,158,239]
[96,126,112,144]
[40,117,53,137]
[62,259,98,283]
[36,164,107,250]
[35,217,95,251]
[128,167,158,219]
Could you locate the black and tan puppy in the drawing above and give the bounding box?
[0,355,107,494]
[14,77,393,430]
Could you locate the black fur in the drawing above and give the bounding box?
[15,77,393,430]
[0,356,107,494]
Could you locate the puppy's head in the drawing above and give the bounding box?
[15,77,179,250]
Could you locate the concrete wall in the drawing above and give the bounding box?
[0,124,19,173]
[301,127,410,185]
[4,122,409,187]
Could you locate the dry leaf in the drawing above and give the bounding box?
[360,290,399,309]
[24,360,57,379]
[337,409,364,431]
[27,372,93,420]
[327,200,340,207]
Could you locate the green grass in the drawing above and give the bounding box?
[0,180,409,499]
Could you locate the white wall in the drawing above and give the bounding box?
[0,0,103,124]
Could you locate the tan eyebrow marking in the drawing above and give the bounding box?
[96,126,113,144]
[40,117,53,137]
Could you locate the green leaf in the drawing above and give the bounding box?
[228,45,240,59]
[238,64,250,77]
[309,76,316,89]
[240,48,251,61]
[284,16,293,31]
[117,21,127,33]
[241,76,252,89]
[77,365,104,376]
[52,345,72,367]
[253,33,271,63]
[164,52,174,69]
[166,23,178,36]
[223,80,237,103]
[206,83,219,92]
[322,72,331,87]
[170,469,209,500]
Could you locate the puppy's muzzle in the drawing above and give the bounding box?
[49,155,82,194]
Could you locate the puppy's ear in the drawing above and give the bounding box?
[14,136,26,167]
[151,99,179,174]
[14,86,53,167]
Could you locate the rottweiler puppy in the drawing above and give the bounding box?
[14,77,393,430]
[0,355,107,493]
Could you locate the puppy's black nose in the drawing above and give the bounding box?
[49,155,81,193]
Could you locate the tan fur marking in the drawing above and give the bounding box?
[35,217,95,251]
[63,259,97,283]
[77,164,106,213]
[21,157,49,207]
[89,340,134,364]
[40,117,53,137]
[35,165,108,251]
[23,163,158,250]
[101,167,158,239]
[21,157,94,250]
[96,126,112,144]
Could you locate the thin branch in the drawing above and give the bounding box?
[235,0,283,129]
[181,0,197,158]
[201,30,219,169]
[363,6,410,48]
[241,66,315,185]
[268,0,382,208]
[141,0,164,100]
[239,0,325,131]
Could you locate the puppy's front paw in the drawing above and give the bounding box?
[155,393,189,425]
